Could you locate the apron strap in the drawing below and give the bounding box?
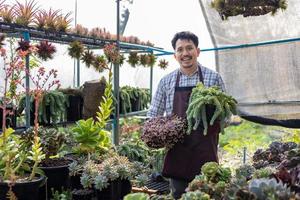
[175,65,204,87]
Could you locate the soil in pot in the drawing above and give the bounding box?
[0,175,45,200]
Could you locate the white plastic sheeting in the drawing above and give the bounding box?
[199,0,300,120]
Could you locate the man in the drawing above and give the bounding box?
[147,31,225,199]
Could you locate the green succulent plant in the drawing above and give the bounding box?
[72,118,111,155]
[235,164,255,180]
[124,193,150,200]
[180,190,210,200]
[94,174,109,191]
[249,178,295,200]
[253,167,275,179]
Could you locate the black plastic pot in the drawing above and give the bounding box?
[0,106,17,129]
[72,189,95,200]
[96,179,131,200]
[0,176,45,200]
[120,179,132,198]
[70,173,83,190]
[130,97,141,112]
[66,95,83,122]
[38,163,70,199]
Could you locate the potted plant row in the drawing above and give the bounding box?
[119,86,151,114]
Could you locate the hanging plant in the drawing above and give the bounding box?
[158,59,168,70]
[146,53,156,67]
[211,0,288,20]
[16,39,34,57]
[92,55,107,72]
[139,54,149,67]
[81,49,95,67]
[68,40,84,59]
[103,43,123,64]
[55,12,72,32]
[14,0,39,26]
[127,52,139,67]
[35,40,56,61]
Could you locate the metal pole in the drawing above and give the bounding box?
[243,147,247,164]
[23,32,31,128]
[112,0,120,145]
[77,58,80,87]
[198,0,220,72]
[150,65,153,99]
[73,0,78,87]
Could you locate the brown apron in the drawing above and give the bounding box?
[162,67,220,181]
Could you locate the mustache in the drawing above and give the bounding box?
[181,56,192,60]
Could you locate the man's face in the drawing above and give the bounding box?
[174,39,200,70]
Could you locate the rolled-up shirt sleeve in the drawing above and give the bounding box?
[147,78,166,118]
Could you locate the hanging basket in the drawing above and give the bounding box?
[211,0,287,20]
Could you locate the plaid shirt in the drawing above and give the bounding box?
[147,64,225,117]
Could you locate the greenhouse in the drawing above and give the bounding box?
[0,0,299,200]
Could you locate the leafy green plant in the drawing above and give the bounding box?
[96,68,113,129]
[219,120,280,163]
[0,128,29,181]
[72,118,111,155]
[117,141,149,163]
[0,39,44,182]
[51,188,72,200]
[18,90,67,124]
[124,192,150,200]
[186,83,237,135]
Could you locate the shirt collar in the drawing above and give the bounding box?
[178,64,200,77]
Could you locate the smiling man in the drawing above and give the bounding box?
[147,31,225,199]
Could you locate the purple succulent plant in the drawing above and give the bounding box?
[141,115,187,149]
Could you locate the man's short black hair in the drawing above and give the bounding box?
[171,31,199,50]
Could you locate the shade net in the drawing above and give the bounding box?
[199,0,300,127]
